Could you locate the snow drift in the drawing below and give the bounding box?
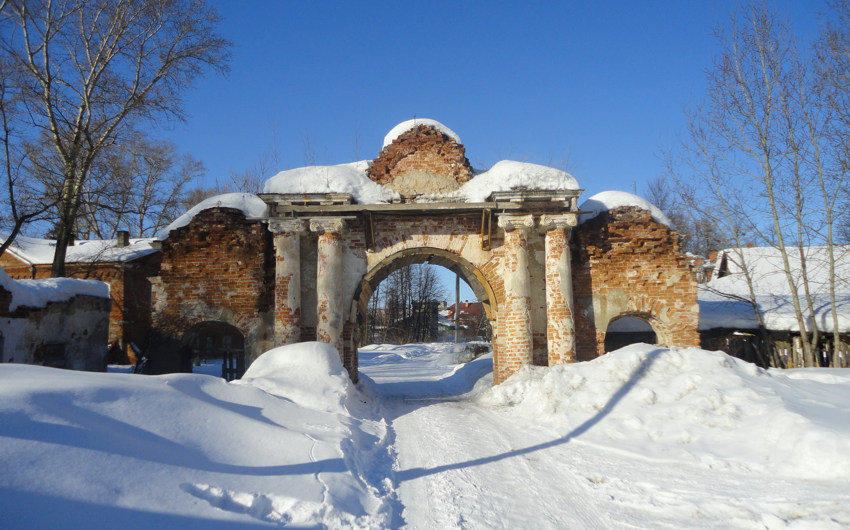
[483,344,850,480]
[0,342,392,529]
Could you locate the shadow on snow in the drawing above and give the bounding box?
[393,348,663,482]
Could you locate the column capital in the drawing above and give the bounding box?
[540,213,578,231]
[310,217,347,235]
[497,214,535,233]
[269,218,308,235]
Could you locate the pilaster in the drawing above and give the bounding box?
[541,214,577,365]
[495,214,535,383]
[270,219,308,346]
[311,218,347,352]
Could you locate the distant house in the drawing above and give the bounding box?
[698,245,850,367]
[0,233,160,364]
[442,302,491,341]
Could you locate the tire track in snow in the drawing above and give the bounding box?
[386,396,613,529]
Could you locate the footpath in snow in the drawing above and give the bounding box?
[2,341,850,528]
[360,342,850,529]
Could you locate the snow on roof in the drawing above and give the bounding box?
[382,118,462,149]
[263,161,400,204]
[698,245,850,332]
[0,266,109,311]
[159,193,268,239]
[578,191,673,227]
[1,235,158,266]
[458,160,580,203]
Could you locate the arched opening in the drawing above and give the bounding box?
[604,315,657,352]
[352,247,497,385]
[182,321,245,380]
[355,248,496,323]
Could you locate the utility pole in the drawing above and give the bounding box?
[454,274,460,344]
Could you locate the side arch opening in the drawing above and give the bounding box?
[604,314,658,353]
[182,321,246,379]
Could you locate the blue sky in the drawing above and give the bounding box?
[160,0,828,301]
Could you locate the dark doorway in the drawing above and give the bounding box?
[604,316,657,352]
[184,322,245,380]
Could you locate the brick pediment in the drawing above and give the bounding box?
[367,124,474,198]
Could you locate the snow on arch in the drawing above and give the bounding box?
[263,161,399,204]
[578,190,673,228]
[159,193,268,239]
[382,118,462,149]
[459,160,580,203]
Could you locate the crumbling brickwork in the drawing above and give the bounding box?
[151,208,274,372]
[367,124,474,197]
[572,206,700,360]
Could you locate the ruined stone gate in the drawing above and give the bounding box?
[150,119,700,383]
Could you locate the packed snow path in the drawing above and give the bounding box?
[359,344,850,529]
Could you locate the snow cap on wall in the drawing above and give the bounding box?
[579,190,673,228]
[382,118,462,149]
[460,160,580,203]
[263,161,400,204]
[0,266,109,311]
[159,193,268,239]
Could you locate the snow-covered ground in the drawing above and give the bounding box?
[3,342,850,528]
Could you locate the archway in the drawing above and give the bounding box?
[604,315,657,352]
[182,321,246,379]
[355,247,496,321]
[352,247,497,378]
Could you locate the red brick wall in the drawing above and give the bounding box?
[572,206,700,360]
[367,124,474,187]
[152,208,274,372]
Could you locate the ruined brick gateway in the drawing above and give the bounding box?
[149,119,700,384]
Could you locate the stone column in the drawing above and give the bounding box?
[541,214,577,365]
[311,218,346,352]
[270,219,308,346]
[496,214,535,383]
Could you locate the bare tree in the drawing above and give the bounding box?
[0,52,55,256]
[71,136,203,238]
[644,175,729,256]
[0,0,229,275]
[370,264,447,344]
[674,2,850,367]
[180,139,283,211]
[815,0,850,365]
